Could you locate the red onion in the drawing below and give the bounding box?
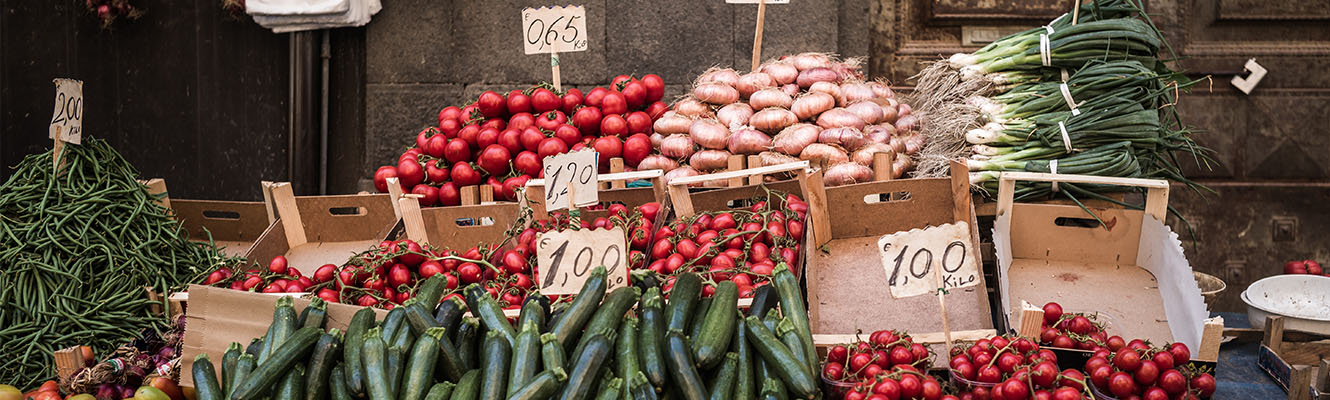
[790,52,832,71]
[851,143,895,166]
[694,82,740,105]
[748,88,794,110]
[119,387,136,399]
[699,68,741,86]
[846,101,885,124]
[674,98,712,118]
[716,103,754,129]
[797,67,839,88]
[661,134,696,158]
[690,119,730,149]
[799,143,849,165]
[653,113,692,135]
[689,149,733,170]
[791,92,835,121]
[818,127,867,150]
[897,103,913,117]
[869,80,895,99]
[772,123,820,156]
[809,81,844,105]
[780,83,800,97]
[750,108,798,134]
[759,151,801,167]
[762,62,799,85]
[840,81,876,106]
[735,72,776,99]
[727,127,772,155]
[895,114,918,133]
[816,108,866,130]
[664,166,702,186]
[863,123,896,144]
[825,162,874,186]
[638,154,679,171]
[96,384,119,400]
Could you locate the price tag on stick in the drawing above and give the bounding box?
[521,5,588,92]
[535,227,630,295]
[541,149,598,211]
[878,222,980,298]
[49,79,84,144]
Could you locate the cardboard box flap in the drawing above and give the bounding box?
[686,180,804,212]
[824,178,955,240]
[420,203,521,250]
[1138,215,1208,351]
[995,213,1015,326]
[1009,204,1143,265]
[172,199,270,242]
[293,194,398,243]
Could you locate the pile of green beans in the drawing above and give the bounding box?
[0,138,235,388]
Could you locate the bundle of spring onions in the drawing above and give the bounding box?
[910,0,1213,204]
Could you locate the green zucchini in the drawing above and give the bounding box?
[433,326,466,383]
[636,288,667,391]
[304,328,343,400]
[434,295,467,333]
[386,346,407,397]
[743,316,816,399]
[614,316,641,400]
[776,319,812,378]
[331,365,354,400]
[245,338,263,358]
[192,353,223,400]
[362,327,396,400]
[691,281,736,369]
[517,295,547,333]
[592,378,622,400]
[541,332,567,373]
[345,307,376,397]
[559,333,614,400]
[507,367,567,400]
[449,370,480,400]
[301,297,328,329]
[508,322,542,396]
[706,353,738,400]
[664,273,701,332]
[746,285,778,319]
[576,286,640,352]
[424,382,455,400]
[258,296,299,366]
[232,327,322,400]
[227,354,255,399]
[465,284,518,347]
[455,317,481,371]
[687,297,712,342]
[731,318,755,400]
[275,364,305,400]
[549,266,608,348]
[480,331,512,400]
[771,264,816,376]
[391,322,415,351]
[758,377,787,400]
[416,273,449,307]
[628,372,657,400]
[406,301,442,336]
[401,327,446,400]
[383,305,409,343]
[663,330,706,400]
[221,342,242,394]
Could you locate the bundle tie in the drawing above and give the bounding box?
[1050,159,1060,192]
[1039,34,1052,67]
[1059,83,1081,116]
[1058,121,1073,152]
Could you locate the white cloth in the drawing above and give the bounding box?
[246,0,349,16]
[250,0,380,33]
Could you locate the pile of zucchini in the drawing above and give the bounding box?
[191,263,820,400]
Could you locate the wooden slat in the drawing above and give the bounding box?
[873,152,894,181]
[800,168,832,248]
[386,177,405,218]
[397,195,429,245]
[267,182,306,247]
[669,183,694,217]
[460,185,478,206]
[1016,300,1045,338]
[609,158,626,189]
[813,329,997,346]
[479,184,495,204]
[746,155,764,185]
[261,180,279,224]
[727,155,746,187]
[1198,316,1224,362]
[996,172,1169,220]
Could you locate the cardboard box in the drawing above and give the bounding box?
[179,284,388,387]
[522,169,668,222]
[993,172,1222,362]
[805,163,994,349]
[142,178,273,257]
[397,199,523,251]
[244,182,400,273]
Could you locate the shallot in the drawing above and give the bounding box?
[694,82,740,105]
[780,84,801,97]
[759,151,801,166]
[689,149,733,170]
[825,162,873,186]
[800,143,849,165]
[772,123,820,155]
[637,154,679,171]
[863,123,896,144]
[818,127,867,150]
[699,68,741,86]
[846,101,885,124]
[791,92,835,121]
[727,127,772,155]
[762,62,799,85]
[735,72,776,99]
[816,108,866,130]
[664,166,702,186]
[810,81,845,106]
[690,119,730,149]
[653,112,692,135]
[750,108,798,134]
[797,67,839,88]
[840,81,876,106]
[869,80,895,99]
[674,98,713,118]
[660,134,697,158]
[717,103,754,129]
[851,143,895,166]
[748,88,794,110]
[895,114,918,133]
[789,53,832,71]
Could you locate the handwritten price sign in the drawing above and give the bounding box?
[535,227,630,295]
[49,79,84,144]
[542,149,598,211]
[521,6,589,55]
[878,222,980,298]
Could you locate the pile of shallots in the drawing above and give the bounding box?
[640,53,924,186]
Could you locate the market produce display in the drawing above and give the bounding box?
[58,316,186,398]
[648,54,922,186]
[514,202,663,279]
[0,139,236,389]
[370,76,668,206]
[910,0,1212,202]
[820,329,939,398]
[1080,339,1211,399]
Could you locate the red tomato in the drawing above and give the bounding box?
[571,107,603,136]
[477,145,512,177]
[508,112,535,130]
[585,87,608,107]
[600,92,628,115]
[415,127,433,150]
[498,128,524,155]
[592,136,624,172]
[373,166,397,193]
[476,91,506,118]
[411,184,439,207]
[641,74,665,103]
[561,88,584,114]
[476,127,500,150]
[424,134,447,158]
[426,159,450,184]
[624,111,652,135]
[313,264,337,283]
[506,90,532,115]
[600,114,628,138]
[438,182,461,206]
[438,118,461,137]
[645,101,669,120]
[531,88,561,113]
[438,106,462,125]
[451,162,483,186]
[396,159,425,189]
[444,138,471,163]
[621,81,647,110]
[269,256,288,275]
[536,110,568,131]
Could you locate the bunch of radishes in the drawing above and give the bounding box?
[1036,302,1115,351]
[511,202,664,279]
[822,329,935,391]
[948,335,1092,400]
[1082,341,1212,399]
[1283,259,1326,276]
[647,192,807,297]
[646,53,922,187]
[372,75,668,207]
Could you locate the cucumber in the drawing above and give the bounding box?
[771,264,816,376]
[433,326,466,383]
[517,295,547,333]
[386,346,407,397]
[559,333,614,400]
[416,273,449,307]
[455,317,481,371]
[687,297,712,342]
[549,266,607,348]
[776,319,812,378]
[628,372,657,400]
[635,288,667,391]
[232,327,322,400]
[746,285,778,319]
[192,353,223,400]
[383,305,409,343]
[245,338,263,358]
[221,342,241,394]
[362,328,396,400]
[706,353,738,400]
[464,284,518,347]
[331,365,354,400]
[691,281,736,369]
[449,370,480,400]
[541,332,566,373]
[664,273,701,332]
[758,377,787,400]
[507,367,567,400]
[344,307,376,397]
[434,295,467,333]
[576,286,640,351]
[592,378,622,400]
[402,327,447,400]
[227,354,255,399]
[743,316,816,399]
[303,328,343,400]
[508,322,542,397]
[732,318,755,400]
[301,297,328,329]
[259,296,299,366]
[614,316,641,400]
[480,331,512,400]
[406,300,441,336]
[275,364,305,400]
[424,382,455,400]
[663,330,706,400]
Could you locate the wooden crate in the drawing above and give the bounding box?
[1254,316,1330,399]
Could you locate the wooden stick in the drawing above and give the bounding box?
[609,158,626,189]
[935,263,954,355]
[551,52,562,92]
[479,184,495,204]
[746,155,764,185]
[52,137,65,170]
[750,0,767,72]
[727,155,746,187]
[460,185,478,206]
[873,152,894,182]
